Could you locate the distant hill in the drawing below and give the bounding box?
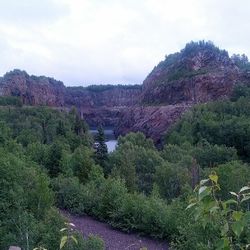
[1,41,250,143]
[141,41,245,105]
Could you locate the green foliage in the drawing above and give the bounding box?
[193,140,238,168]
[231,54,250,70]
[82,235,104,250]
[154,161,191,200]
[60,223,78,249]
[215,161,250,199]
[156,40,229,84]
[2,88,250,249]
[181,40,228,59]
[45,142,64,177]
[110,133,163,194]
[231,84,250,101]
[166,95,250,162]
[52,175,181,240]
[117,132,155,150]
[187,173,250,249]
[0,149,55,249]
[37,208,66,250]
[0,96,22,106]
[0,105,98,248]
[94,126,108,172]
[52,176,85,214]
[68,146,96,183]
[0,121,11,145]
[68,84,141,93]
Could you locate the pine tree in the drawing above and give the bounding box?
[95,126,108,171]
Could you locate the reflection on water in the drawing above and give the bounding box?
[106,140,117,152]
[90,128,118,153]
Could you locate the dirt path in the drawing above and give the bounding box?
[63,212,168,250]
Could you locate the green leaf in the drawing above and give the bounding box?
[70,235,78,244]
[209,173,218,184]
[239,186,250,193]
[232,221,244,237]
[216,237,230,250]
[194,209,201,221]
[200,179,209,185]
[221,222,229,236]
[209,206,219,214]
[202,218,208,229]
[224,199,237,206]
[241,194,250,203]
[198,186,211,201]
[199,186,207,194]
[232,211,243,221]
[60,236,68,249]
[186,202,197,210]
[60,228,67,232]
[229,192,238,197]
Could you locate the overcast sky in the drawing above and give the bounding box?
[0,0,249,86]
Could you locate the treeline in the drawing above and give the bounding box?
[0,96,22,106]
[67,84,142,93]
[158,41,230,83]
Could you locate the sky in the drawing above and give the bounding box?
[0,0,249,86]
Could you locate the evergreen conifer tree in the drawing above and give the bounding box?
[95,125,108,171]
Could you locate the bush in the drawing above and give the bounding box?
[52,175,182,240]
[52,176,85,214]
[83,235,105,250]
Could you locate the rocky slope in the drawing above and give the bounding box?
[114,104,192,143]
[0,70,65,106]
[141,41,240,105]
[0,41,249,142]
[0,69,141,127]
[115,41,247,142]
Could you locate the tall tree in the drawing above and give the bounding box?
[95,126,108,171]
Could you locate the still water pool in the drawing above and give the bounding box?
[90,128,118,153]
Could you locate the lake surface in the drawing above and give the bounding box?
[90,128,118,153]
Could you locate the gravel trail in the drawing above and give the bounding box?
[63,212,168,250]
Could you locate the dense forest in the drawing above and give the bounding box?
[1,83,250,249]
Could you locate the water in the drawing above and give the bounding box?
[89,128,118,153]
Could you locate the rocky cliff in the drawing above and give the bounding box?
[141,41,240,105]
[0,69,141,127]
[0,70,66,106]
[114,41,249,142]
[0,41,249,143]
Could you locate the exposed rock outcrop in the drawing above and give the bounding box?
[0,41,249,143]
[0,70,65,106]
[141,41,240,105]
[115,41,244,142]
[0,69,141,128]
[114,104,192,144]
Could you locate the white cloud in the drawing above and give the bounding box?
[0,0,250,85]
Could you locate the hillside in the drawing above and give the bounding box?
[1,48,250,248]
[1,84,250,249]
[116,41,250,142]
[142,41,239,104]
[1,41,250,143]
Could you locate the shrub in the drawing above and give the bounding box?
[52,176,85,214]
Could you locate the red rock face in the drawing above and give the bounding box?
[0,70,65,106]
[0,70,142,128]
[0,42,247,144]
[114,104,192,143]
[65,87,141,108]
[115,44,244,142]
